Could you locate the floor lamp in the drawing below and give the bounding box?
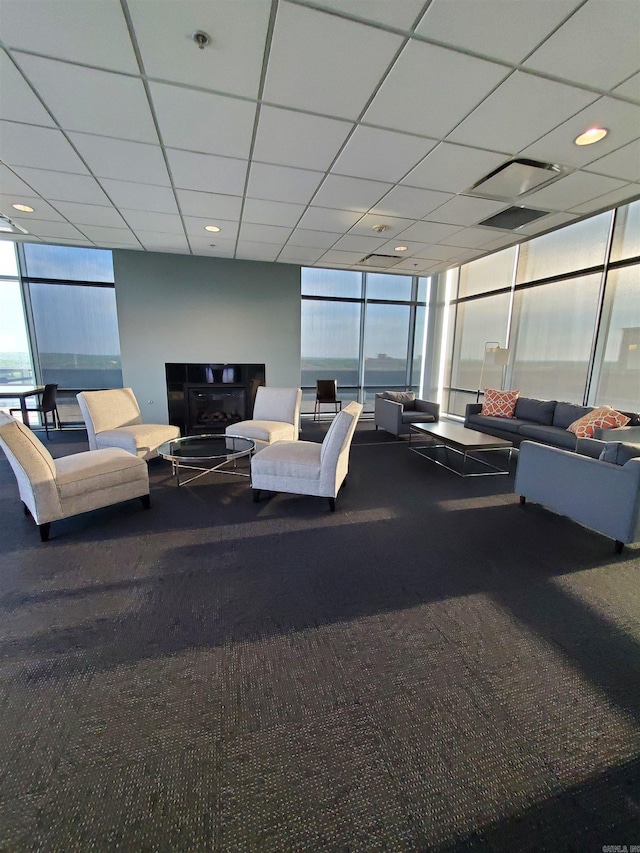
[476,342,511,401]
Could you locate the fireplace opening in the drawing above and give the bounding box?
[188,387,246,433]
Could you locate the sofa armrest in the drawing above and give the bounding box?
[464,403,482,425]
[575,437,606,459]
[414,399,440,420]
[374,395,403,436]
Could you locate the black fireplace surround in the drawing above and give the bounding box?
[166,363,265,435]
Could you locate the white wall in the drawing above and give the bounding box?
[113,250,301,424]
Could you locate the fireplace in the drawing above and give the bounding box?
[166,363,265,435]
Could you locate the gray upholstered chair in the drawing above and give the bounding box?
[77,388,180,460]
[251,401,362,511]
[0,412,150,542]
[374,391,439,438]
[515,438,640,553]
[226,386,302,451]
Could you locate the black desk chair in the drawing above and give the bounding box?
[10,383,60,439]
[313,379,342,421]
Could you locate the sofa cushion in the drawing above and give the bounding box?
[568,406,630,438]
[552,401,592,428]
[379,391,416,409]
[514,396,557,425]
[598,442,640,466]
[467,413,528,435]
[481,388,519,418]
[518,423,577,449]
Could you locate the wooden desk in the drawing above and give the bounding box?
[0,385,46,426]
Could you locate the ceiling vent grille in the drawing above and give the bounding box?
[0,213,29,235]
[478,206,550,230]
[356,253,402,268]
[465,157,564,201]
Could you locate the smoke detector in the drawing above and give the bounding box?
[371,224,390,233]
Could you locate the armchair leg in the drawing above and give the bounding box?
[39,522,51,542]
[23,502,30,516]
[519,495,526,505]
[253,489,261,503]
[140,494,151,510]
[615,540,624,554]
[328,497,336,512]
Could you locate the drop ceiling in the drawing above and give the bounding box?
[0,0,639,275]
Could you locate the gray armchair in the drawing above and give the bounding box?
[374,392,439,438]
[515,438,640,553]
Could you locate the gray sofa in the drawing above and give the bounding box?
[515,438,640,552]
[374,392,440,438]
[465,396,640,450]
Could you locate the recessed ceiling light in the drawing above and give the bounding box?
[204,225,220,232]
[574,127,608,146]
[12,203,34,212]
[395,246,408,252]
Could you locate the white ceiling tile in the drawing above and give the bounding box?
[0,165,40,198]
[234,241,281,261]
[242,199,305,228]
[376,239,433,256]
[296,207,363,232]
[318,249,366,265]
[613,72,640,102]
[16,56,159,144]
[78,225,142,246]
[425,195,507,226]
[188,234,238,252]
[128,0,270,98]
[312,175,392,212]
[176,189,242,220]
[247,163,324,204]
[0,193,65,222]
[524,0,640,90]
[0,0,139,73]
[330,234,388,253]
[253,106,352,171]
[522,171,628,211]
[440,227,504,248]
[263,2,404,119]
[521,98,640,169]
[348,214,416,237]
[371,185,453,219]
[403,143,511,193]
[309,0,426,29]
[447,72,597,153]
[166,149,248,195]
[12,218,88,241]
[392,258,441,272]
[183,216,239,241]
[99,180,179,214]
[0,122,89,174]
[150,82,256,159]
[134,232,191,253]
[410,244,469,261]
[0,53,55,126]
[238,223,292,244]
[121,210,185,234]
[277,246,325,264]
[363,41,509,139]
[332,126,436,182]
[569,182,640,215]
[416,0,581,64]
[584,139,640,182]
[397,221,463,243]
[12,168,110,205]
[512,212,578,236]
[51,201,126,228]
[68,133,170,184]
[287,229,341,249]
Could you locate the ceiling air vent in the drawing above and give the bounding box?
[478,206,550,230]
[465,158,564,201]
[0,213,29,235]
[356,253,402,268]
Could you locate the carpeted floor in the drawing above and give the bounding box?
[1,420,639,852]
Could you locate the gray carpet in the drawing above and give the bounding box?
[1,421,639,852]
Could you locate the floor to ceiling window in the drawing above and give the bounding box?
[301,268,429,414]
[0,242,122,425]
[442,199,640,416]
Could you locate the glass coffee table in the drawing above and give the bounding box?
[157,434,255,486]
[409,421,513,476]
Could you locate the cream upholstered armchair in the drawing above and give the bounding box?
[77,388,180,460]
[0,412,150,542]
[226,386,302,451]
[251,401,362,511]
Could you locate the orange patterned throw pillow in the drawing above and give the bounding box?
[567,406,630,438]
[481,388,519,418]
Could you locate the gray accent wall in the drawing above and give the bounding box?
[113,250,301,424]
